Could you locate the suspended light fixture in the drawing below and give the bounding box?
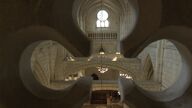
[97,44,108,73]
[99,45,105,54]
[96,0,109,74]
[63,54,75,61]
[97,66,108,74]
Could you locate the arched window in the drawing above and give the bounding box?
[96,10,109,28]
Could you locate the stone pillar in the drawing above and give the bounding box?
[154,40,165,83]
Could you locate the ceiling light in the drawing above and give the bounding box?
[97,66,108,73]
[99,45,105,54]
[120,73,133,80]
[116,52,121,54]
[112,57,117,61]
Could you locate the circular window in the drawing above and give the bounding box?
[97,10,109,21]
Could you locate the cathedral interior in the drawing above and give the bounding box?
[1,0,192,108]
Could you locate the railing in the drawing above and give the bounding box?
[88,33,117,40]
[51,79,162,91]
[92,80,118,91]
[82,103,123,108]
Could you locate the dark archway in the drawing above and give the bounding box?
[91,73,99,80]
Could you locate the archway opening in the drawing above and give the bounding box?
[138,39,183,91]
[136,39,192,102]
[19,40,87,99]
[30,40,81,90]
[91,73,99,80]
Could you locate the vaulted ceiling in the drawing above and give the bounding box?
[0,0,192,108]
[1,0,192,57]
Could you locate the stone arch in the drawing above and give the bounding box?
[134,26,192,102]
[16,26,92,100]
[20,39,93,100]
[138,39,182,90]
[72,0,139,40]
[0,26,92,107]
[61,58,141,80]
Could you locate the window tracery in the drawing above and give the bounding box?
[96,10,109,27]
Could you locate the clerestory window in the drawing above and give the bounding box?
[96,10,109,28]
